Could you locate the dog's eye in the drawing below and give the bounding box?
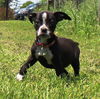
[50,19,54,24]
[35,21,39,25]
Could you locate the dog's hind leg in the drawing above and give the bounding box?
[71,45,80,76]
[71,59,80,76]
[16,55,37,81]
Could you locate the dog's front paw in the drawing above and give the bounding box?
[16,73,24,81]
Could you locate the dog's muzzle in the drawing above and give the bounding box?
[37,24,50,36]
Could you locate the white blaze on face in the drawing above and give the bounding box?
[42,12,47,24]
[37,12,50,36]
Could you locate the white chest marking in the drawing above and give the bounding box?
[35,46,53,64]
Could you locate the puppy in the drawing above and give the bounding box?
[16,11,80,81]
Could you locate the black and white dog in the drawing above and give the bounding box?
[16,11,80,81]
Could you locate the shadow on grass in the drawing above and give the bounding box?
[61,73,88,87]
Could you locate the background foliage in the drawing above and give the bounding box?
[0,0,5,7]
[20,1,33,8]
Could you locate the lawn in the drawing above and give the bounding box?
[0,20,100,99]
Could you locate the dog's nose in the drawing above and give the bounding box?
[41,28,47,33]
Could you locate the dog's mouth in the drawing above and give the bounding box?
[37,34,50,43]
[39,33,49,37]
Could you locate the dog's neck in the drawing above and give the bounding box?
[35,34,56,47]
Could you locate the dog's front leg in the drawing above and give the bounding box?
[53,56,69,78]
[16,54,37,81]
[55,68,69,78]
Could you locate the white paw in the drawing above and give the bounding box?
[16,73,24,81]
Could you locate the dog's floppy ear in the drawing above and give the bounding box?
[54,12,71,22]
[28,13,37,24]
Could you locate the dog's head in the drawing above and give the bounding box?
[28,11,71,43]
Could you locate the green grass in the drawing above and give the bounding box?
[0,20,100,99]
[0,0,100,98]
